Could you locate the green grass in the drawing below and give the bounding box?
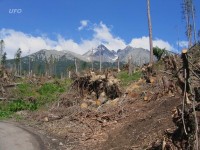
[0,110,13,119]
[8,99,38,112]
[117,71,141,86]
[0,99,37,119]
[16,83,38,98]
[36,79,71,105]
[37,82,65,95]
[0,78,72,120]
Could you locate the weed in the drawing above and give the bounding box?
[117,71,141,86]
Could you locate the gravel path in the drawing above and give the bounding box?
[0,121,45,150]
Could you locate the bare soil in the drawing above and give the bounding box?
[7,44,200,149]
[99,96,181,150]
[21,80,183,150]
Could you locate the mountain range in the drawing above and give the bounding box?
[26,44,153,65]
[6,44,155,76]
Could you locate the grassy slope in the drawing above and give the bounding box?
[0,70,141,120]
[0,79,72,119]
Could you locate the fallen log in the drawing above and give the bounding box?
[14,75,24,78]
[0,97,7,100]
[3,83,22,88]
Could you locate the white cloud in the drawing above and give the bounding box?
[0,28,56,58]
[129,36,149,50]
[129,36,176,51]
[92,22,126,50]
[0,21,177,58]
[154,38,176,51]
[55,35,80,52]
[78,20,89,31]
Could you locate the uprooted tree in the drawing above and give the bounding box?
[71,71,121,103]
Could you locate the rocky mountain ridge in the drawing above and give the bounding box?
[27,44,153,65]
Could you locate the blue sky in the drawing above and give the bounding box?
[0,0,200,58]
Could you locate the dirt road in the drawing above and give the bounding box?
[0,121,45,150]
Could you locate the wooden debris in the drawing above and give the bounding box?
[81,103,88,109]
[71,72,121,101]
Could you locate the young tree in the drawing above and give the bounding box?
[15,48,22,75]
[1,52,7,66]
[147,0,154,64]
[153,47,164,61]
[0,40,5,66]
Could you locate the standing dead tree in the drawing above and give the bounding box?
[147,0,154,64]
[182,0,197,47]
[74,58,78,73]
[128,56,133,76]
[91,48,94,71]
[191,1,197,44]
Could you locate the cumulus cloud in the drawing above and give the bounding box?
[78,20,89,31]
[0,28,56,58]
[55,35,80,52]
[0,21,176,58]
[0,22,127,58]
[129,36,176,51]
[92,22,126,50]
